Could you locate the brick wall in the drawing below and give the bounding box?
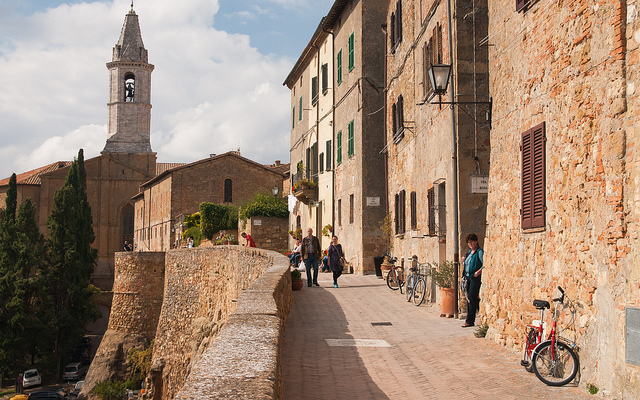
[243,216,289,253]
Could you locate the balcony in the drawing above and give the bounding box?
[292,171,318,205]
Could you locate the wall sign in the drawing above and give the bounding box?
[253,219,262,226]
[471,176,489,194]
[366,197,380,206]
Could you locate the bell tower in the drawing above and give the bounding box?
[103,4,154,154]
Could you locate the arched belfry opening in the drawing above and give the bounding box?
[124,73,135,102]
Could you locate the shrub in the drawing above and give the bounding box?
[182,226,202,246]
[427,260,455,288]
[474,323,489,338]
[239,193,288,221]
[200,203,239,240]
[90,380,128,400]
[291,269,302,280]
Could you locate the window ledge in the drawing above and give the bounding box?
[523,227,546,234]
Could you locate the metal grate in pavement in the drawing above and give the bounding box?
[371,322,393,326]
[325,339,391,347]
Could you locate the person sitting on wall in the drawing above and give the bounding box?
[123,240,133,251]
[290,237,302,266]
[321,249,330,272]
[241,232,256,247]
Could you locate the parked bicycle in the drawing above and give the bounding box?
[385,255,403,293]
[521,286,579,386]
[404,262,430,306]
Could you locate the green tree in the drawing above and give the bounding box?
[44,149,100,375]
[200,203,238,240]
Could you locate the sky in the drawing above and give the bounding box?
[0,0,334,179]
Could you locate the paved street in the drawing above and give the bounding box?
[281,273,592,400]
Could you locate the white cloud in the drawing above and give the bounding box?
[0,0,293,178]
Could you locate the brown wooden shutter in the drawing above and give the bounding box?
[436,23,443,64]
[427,187,435,235]
[521,122,546,229]
[392,103,397,136]
[423,43,431,98]
[410,191,417,231]
[399,190,406,234]
[397,1,403,43]
[395,193,400,234]
[390,13,396,51]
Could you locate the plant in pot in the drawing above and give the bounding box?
[428,261,456,317]
[378,213,395,278]
[291,268,304,291]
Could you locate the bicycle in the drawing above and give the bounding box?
[521,286,579,386]
[385,255,403,294]
[404,263,429,306]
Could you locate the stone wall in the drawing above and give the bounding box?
[243,216,288,253]
[83,246,290,400]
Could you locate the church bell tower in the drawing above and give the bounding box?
[103,4,154,153]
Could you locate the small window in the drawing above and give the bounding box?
[427,187,435,236]
[410,191,417,231]
[521,122,546,229]
[319,153,325,173]
[347,120,355,157]
[391,1,403,51]
[337,50,343,86]
[322,63,329,94]
[393,95,404,143]
[395,190,406,234]
[326,140,332,170]
[338,199,342,226]
[348,32,355,72]
[292,106,295,128]
[337,131,343,165]
[224,178,233,203]
[298,96,303,121]
[311,76,318,106]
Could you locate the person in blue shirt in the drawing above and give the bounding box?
[461,233,484,327]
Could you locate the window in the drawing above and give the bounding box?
[423,24,443,99]
[311,76,318,106]
[427,187,435,235]
[390,1,403,52]
[349,194,354,224]
[337,131,342,165]
[337,50,343,86]
[319,153,325,173]
[392,95,404,143]
[306,147,311,179]
[348,32,355,72]
[410,191,417,231]
[224,178,233,203]
[516,0,531,12]
[337,199,342,226]
[292,106,295,128]
[298,96,303,121]
[311,143,318,177]
[395,190,406,234]
[124,73,135,102]
[347,120,355,157]
[326,140,332,170]
[322,63,329,94]
[521,122,546,229]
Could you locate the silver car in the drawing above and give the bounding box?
[22,369,41,388]
[62,362,87,381]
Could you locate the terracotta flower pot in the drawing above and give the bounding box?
[292,279,304,291]
[440,287,455,317]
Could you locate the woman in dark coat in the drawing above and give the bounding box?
[327,235,344,288]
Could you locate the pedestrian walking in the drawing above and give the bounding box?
[327,235,345,288]
[461,233,484,327]
[301,228,321,287]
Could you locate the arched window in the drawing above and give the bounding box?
[122,204,134,247]
[224,178,233,203]
[124,73,135,102]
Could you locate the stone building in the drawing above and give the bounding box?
[0,6,158,290]
[383,0,490,290]
[484,0,640,396]
[133,152,287,252]
[284,0,388,273]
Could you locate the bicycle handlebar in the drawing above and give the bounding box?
[552,286,565,303]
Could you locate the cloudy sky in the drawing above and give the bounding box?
[0,0,334,178]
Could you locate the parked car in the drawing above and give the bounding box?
[62,362,87,381]
[76,337,92,350]
[27,392,64,400]
[68,380,83,398]
[22,369,41,388]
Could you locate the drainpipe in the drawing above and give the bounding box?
[381,23,389,220]
[446,0,460,319]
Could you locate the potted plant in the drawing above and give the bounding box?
[428,261,456,317]
[321,223,333,238]
[378,213,394,278]
[291,268,303,291]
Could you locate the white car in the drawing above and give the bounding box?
[62,362,87,381]
[22,369,41,388]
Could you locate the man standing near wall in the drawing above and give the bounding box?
[301,228,321,287]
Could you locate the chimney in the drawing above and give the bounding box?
[275,160,281,166]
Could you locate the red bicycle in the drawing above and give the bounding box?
[521,286,579,386]
[385,255,404,293]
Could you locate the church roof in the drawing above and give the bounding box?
[157,162,186,175]
[113,5,148,62]
[0,161,72,187]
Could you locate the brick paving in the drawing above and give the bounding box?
[281,273,592,400]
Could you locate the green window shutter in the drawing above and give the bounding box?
[311,76,318,105]
[326,140,332,170]
[322,64,328,94]
[348,33,355,72]
[337,50,342,86]
[347,120,354,157]
[337,131,342,165]
[292,106,295,128]
[298,96,302,121]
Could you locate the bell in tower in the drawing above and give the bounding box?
[103,4,154,154]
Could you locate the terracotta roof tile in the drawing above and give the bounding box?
[0,161,72,187]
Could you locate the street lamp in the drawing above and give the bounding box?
[272,186,279,197]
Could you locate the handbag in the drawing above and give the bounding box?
[461,275,470,294]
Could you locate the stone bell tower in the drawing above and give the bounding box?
[103,4,154,153]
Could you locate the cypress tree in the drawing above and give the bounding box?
[45,149,99,375]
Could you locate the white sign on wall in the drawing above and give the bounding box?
[366,197,380,206]
[253,219,262,226]
[471,176,489,194]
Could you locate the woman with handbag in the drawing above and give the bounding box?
[327,235,345,288]
[461,233,484,327]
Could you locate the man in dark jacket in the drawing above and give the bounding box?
[301,228,322,287]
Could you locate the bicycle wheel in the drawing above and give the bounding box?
[522,328,537,372]
[412,277,426,306]
[405,275,414,302]
[532,341,579,386]
[386,269,400,290]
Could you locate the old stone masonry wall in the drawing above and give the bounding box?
[83,246,289,400]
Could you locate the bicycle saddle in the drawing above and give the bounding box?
[533,300,550,309]
[409,267,418,272]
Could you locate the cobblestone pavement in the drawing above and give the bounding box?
[281,273,593,400]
